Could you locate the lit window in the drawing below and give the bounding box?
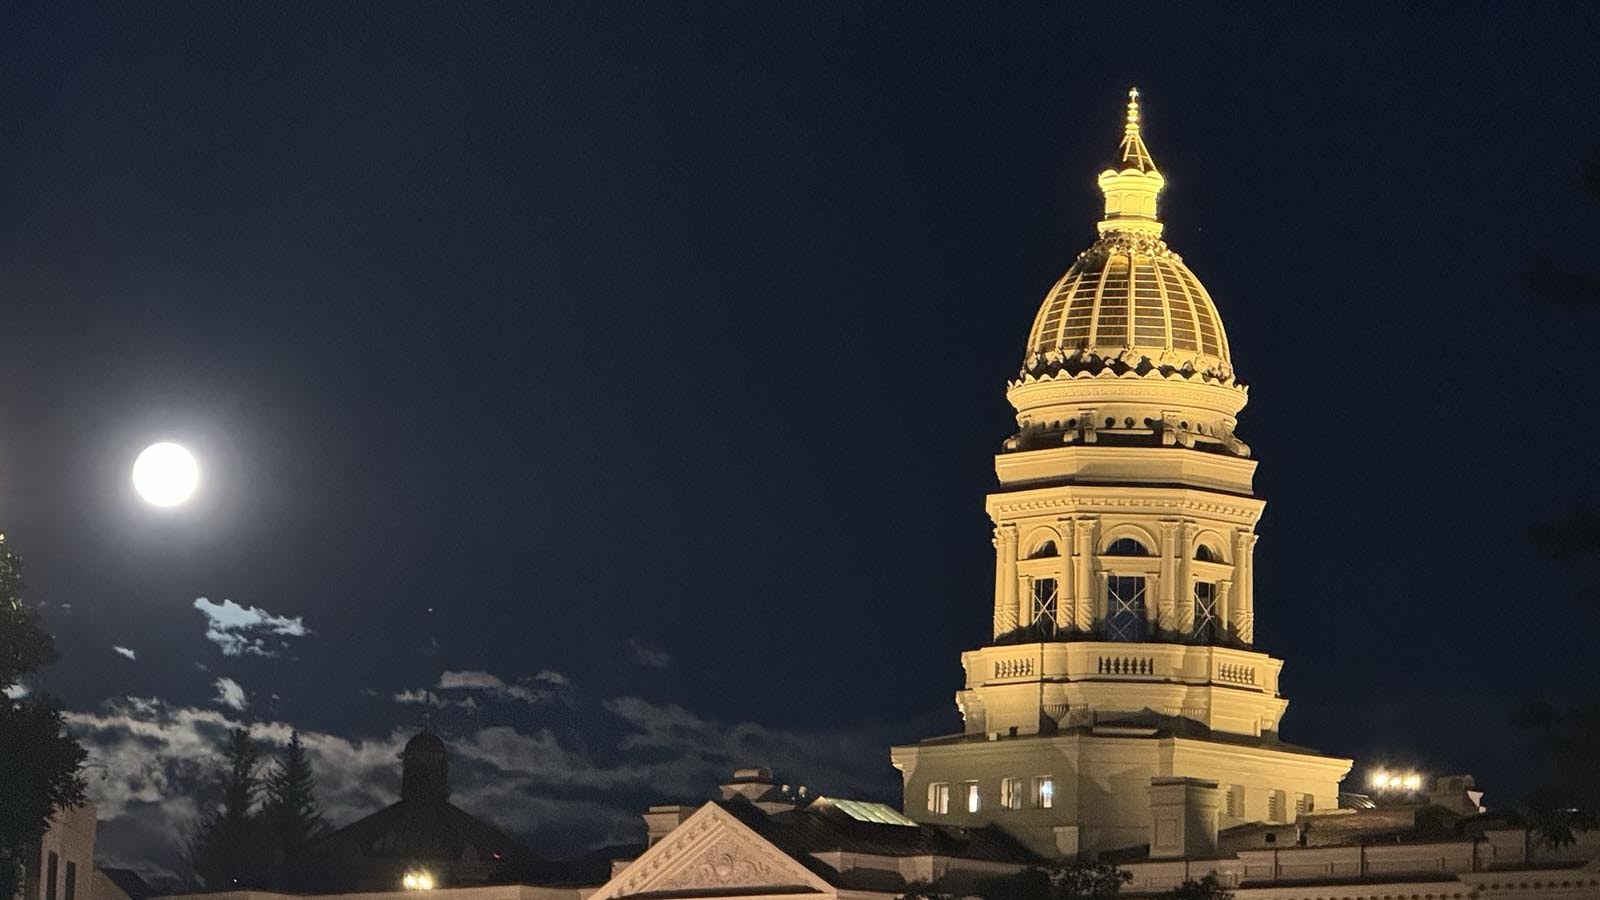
[1030,578,1059,635]
[1033,776,1054,809]
[963,781,980,813]
[927,782,949,814]
[1192,582,1218,642]
[1000,777,1023,810]
[1106,575,1147,641]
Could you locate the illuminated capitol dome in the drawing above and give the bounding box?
[893,88,1349,859]
[1008,88,1247,459]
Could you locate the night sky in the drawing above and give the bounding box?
[4,1,1600,883]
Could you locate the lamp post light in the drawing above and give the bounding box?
[402,870,435,891]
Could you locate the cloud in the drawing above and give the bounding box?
[435,669,569,704]
[392,689,477,709]
[212,678,247,711]
[625,638,671,669]
[66,691,910,890]
[113,646,137,660]
[192,597,309,657]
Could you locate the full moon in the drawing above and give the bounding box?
[132,442,200,507]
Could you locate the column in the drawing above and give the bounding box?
[1074,517,1099,631]
[1175,520,1197,634]
[995,524,1019,637]
[1233,530,1257,644]
[1057,517,1076,632]
[1215,580,1232,640]
[1158,519,1181,634]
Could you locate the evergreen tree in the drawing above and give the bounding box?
[0,538,88,900]
[262,730,326,889]
[187,727,267,889]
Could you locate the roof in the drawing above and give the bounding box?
[316,797,537,864]
[720,798,1041,869]
[1024,232,1230,382]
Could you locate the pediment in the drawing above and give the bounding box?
[593,803,832,900]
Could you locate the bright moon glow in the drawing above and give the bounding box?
[132,442,200,507]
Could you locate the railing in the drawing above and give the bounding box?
[1096,656,1155,676]
[993,658,1034,678]
[1216,662,1256,685]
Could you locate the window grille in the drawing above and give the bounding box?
[927,782,949,814]
[1106,575,1147,641]
[1193,581,1218,642]
[1031,578,1059,635]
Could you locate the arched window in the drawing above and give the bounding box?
[1195,544,1222,563]
[1027,540,1060,559]
[1105,537,1151,557]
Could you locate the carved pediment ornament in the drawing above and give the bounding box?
[596,804,830,900]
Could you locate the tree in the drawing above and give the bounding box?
[1519,153,1600,842]
[261,731,327,889]
[187,727,268,889]
[1154,874,1232,900]
[0,538,88,900]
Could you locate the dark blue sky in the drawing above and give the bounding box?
[3,1,1599,878]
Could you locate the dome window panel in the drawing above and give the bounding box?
[1106,575,1148,642]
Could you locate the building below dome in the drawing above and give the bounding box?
[308,730,545,892]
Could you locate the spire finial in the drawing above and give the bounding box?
[1097,87,1165,235]
[1116,86,1156,173]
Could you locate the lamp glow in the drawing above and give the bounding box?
[132,442,200,507]
[402,871,435,891]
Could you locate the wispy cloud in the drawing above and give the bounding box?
[435,669,569,704]
[192,598,309,657]
[392,688,477,709]
[625,637,671,669]
[212,677,247,711]
[113,646,137,660]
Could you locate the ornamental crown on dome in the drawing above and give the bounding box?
[1019,88,1233,385]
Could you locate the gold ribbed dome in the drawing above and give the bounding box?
[1020,88,1233,384]
[1024,233,1231,380]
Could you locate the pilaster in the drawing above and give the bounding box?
[1074,517,1099,630]
[1158,519,1181,632]
[1057,516,1076,630]
[995,525,1019,637]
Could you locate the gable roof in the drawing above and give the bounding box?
[590,803,834,900]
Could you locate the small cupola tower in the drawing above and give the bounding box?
[400,730,449,802]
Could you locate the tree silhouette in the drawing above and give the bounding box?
[1520,152,1600,842]
[187,728,268,888]
[261,731,327,889]
[0,538,87,900]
